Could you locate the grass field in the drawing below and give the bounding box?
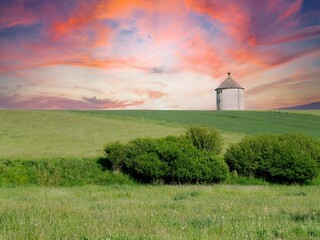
[0,110,185,159]
[0,185,319,239]
[1,110,319,159]
[73,110,320,138]
[1,110,320,239]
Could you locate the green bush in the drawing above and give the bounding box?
[171,150,228,184]
[124,136,195,183]
[186,126,223,154]
[155,136,194,164]
[103,133,228,184]
[104,141,128,172]
[278,133,320,168]
[224,133,319,184]
[127,138,157,158]
[124,138,158,171]
[131,153,168,183]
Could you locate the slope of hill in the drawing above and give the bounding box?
[1,110,320,160]
[76,110,320,139]
[276,102,320,110]
[0,110,184,159]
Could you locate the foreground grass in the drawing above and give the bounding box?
[0,185,319,239]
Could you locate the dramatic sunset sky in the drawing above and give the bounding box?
[0,0,319,110]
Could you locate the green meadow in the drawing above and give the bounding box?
[1,185,319,240]
[2,109,320,159]
[1,110,320,239]
[0,110,185,159]
[72,110,320,138]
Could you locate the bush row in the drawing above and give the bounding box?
[103,127,228,184]
[104,128,320,185]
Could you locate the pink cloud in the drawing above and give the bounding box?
[231,46,320,70]
[93,0,186,19]
[244,0,306,46]
[0,1,36,29]
[185,0,250,42]
[280,0,303,20]
[246,70,320,96]
[136,13,192,45]
[0,94,145,110]
[134,89,168,100]
[50,0,186,42]
[260,25,320,45]
[173,30,228,78]
[174,0,318,79]
[245,68,320,109]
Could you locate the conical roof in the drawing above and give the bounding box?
[215,73,244,90]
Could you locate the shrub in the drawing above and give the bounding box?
[103,133,228,184]
[124,136,196,183]
[130,153,168,183]
[224,135,277,178]
[124,138,158,170]
[155,136,195,164]
[278,133,320,168]
[186,126,223,154]
[171,150,228,184]
[224,133,319,184]
[267,144,317,184]
[104,141,128,172]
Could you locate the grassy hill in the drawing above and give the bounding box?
[1,110,319,159]
[72,110,320,138]
[0,110,184,159]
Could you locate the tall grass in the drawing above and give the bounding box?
[0,185,319,239]
[0,158,135,186]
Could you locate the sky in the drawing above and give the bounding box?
[0,0,319,110]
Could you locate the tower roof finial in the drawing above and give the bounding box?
[227,72,231,76]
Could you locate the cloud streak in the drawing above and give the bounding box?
[0,94,144,110]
